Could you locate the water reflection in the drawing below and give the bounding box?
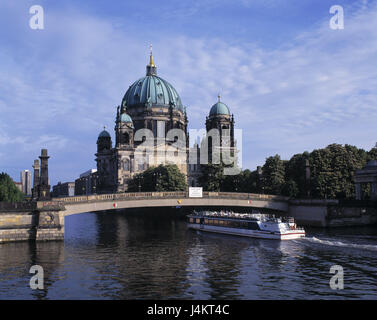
[0,241,64,299]
[0,210,376,299]
[90,210,191,299]
[190,232,247,299]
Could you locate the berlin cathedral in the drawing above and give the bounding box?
[95,47,236,193]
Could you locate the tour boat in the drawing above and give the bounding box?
[187,211,305,240]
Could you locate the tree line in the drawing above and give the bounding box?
[200,144,377,199]
[0,172,25,202]
[1,143,376,202]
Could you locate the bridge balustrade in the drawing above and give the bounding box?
[51,191,289,206]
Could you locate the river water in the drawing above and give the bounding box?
[0,209,376,300]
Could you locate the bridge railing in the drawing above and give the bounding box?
[52,191,289,205]
[0,201,36,212]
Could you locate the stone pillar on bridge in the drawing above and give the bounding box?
[35,203,65,241]
[32,159,40,200]
[355,183,362,200]
[371,182,377,201]
[38,149,51,200]
[0,202,65,243]
[305,159,311,198]
[354,160,377,200]
[257,166,263,193]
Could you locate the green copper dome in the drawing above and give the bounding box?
[122,75,184,112]
[120,113,133,124]
[98,129,111,138]
[121,49,184,112]
[209,101,230,116]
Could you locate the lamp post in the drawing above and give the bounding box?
[154,172,162,191]
[234,175,240,193]
[138,175,142,192]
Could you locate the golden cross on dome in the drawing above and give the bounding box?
[149,44,155,67]
[218,93,221,102]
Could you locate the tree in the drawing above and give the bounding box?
[367,147,377,162]
[281,179,299,197]
[284,152,309,197]
[221,169,260,193]
[127,164,187,192]
[198,163,225,191]
[262,155,286,195]
[309,144,366,199]
[0,172,25,202]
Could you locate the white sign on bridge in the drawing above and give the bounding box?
[189,187,203,198]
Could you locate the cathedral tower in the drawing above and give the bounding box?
[95,128,116,193]
[205,95,235,163]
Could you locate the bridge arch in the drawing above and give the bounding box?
[51,192,289,217]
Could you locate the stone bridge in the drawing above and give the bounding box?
[57,191,289,216]
[0,192,288,243]
[1,192,376,243]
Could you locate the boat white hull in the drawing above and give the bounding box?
[187,223,305,240]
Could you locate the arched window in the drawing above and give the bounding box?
[123,159,130,171]
[123,132,129,144]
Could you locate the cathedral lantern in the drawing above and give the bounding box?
[97,128,112,153]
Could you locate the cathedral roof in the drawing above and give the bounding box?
[98,129,111,138]
[120,113,134,127]
[121,46,184,112]
[209,97,230,116]
[120,113,133,123]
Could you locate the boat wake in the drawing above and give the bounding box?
[304,237,377,252]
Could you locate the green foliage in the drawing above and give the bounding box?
[198,163,225,191]
[128,164,187,192]
[284,152,309,197]
[261,155,285,195]
[368,147,377,161]
[281,179,299,197]
[224,169,260,193]
[0,172,25,202]
[197,143,377,200]
[308,144,367,199]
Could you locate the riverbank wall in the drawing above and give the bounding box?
[288,199,377,227]
[0,202,65,243]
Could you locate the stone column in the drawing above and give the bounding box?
[38,149,51,200]
[32,159,40,200]
[355,183,362,200]
[371,182,377,201]
[305,159,311,198]
[35,211,65,241]
[257,166,263,193]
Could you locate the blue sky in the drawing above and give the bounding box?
[1,0,377,186]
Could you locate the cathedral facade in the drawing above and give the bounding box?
[95,48,236,193]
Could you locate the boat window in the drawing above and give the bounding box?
[230,221,239,228]
[248,222,260,230]
[204,219,208,224]
[195,218,201,224]
[189,218,194,223]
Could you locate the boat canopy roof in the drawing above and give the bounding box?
[188,211,283,222]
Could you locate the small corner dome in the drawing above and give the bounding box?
[209,101,230,116]
[120,113,133,124]
[98,130,111,138]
